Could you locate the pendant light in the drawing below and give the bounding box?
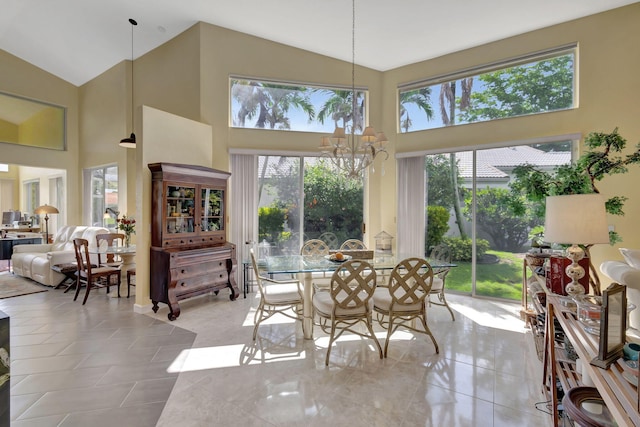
[120,18,138,148]
[318,0,389,179]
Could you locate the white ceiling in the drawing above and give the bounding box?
[1,0,637,87]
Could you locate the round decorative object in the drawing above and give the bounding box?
[562,386,616,427]
[525,254,548,267]
[623,342,640,361]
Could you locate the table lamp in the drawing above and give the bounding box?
[34,204,59,244]
[544,194,610,297]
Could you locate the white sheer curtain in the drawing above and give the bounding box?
[396,156,426,257]
[230,154,258,284]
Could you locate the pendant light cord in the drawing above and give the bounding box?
[351,0,356,140]
[129,19,137,135]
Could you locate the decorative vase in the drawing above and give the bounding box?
[124,234,131,248]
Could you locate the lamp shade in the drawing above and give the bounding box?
[34,204,59,215]
[544,194,609,245]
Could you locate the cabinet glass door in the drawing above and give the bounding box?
[166,185,196,234]
[201,187,223,232]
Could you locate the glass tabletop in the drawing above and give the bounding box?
[89,244,137,255]
[261,254,456,275]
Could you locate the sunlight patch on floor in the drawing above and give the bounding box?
[449,301,526,333]
[167,344,306,372]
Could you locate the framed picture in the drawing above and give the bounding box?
[591,283,627,369]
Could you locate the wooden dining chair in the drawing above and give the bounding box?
[428,244,455,321]
[96,233,136,298]
[313,259,382,365]
[250,249,305,340]
[95,233,125,268]
[73,238,121,305]
[373,257,439,357]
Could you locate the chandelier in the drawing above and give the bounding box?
[319,0,389,179]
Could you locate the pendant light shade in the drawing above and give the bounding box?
[120,18,138,148]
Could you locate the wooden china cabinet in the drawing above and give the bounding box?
[148,162,239,320]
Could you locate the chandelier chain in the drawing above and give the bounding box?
[318,0,389,179]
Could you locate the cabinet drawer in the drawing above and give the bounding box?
[163,235,226,248]
[170,249,231,267]
[171,261,227,279]
[173,273,229,294]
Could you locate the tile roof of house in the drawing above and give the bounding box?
[456,146,571,179]
[256,145,571,180]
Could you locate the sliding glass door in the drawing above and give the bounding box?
[425,140,572,300]
[257,156,364,255]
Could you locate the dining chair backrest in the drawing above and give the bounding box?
[330,259,377,310]
[96,233,124,265]
[430,243,451,264]
[340,239,367,251]
[300,239,330,256]
[387,257,434,307]
[73,238,92,275]
[318,232,339,250]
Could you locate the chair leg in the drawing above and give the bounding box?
[383,315,394,358]
[419,315,439,354]
[325,321,337,366]
[73,276,82,301]
[365,316,383,360]
[252,300,265,340]
[82,280,92,305]
[440,291,455,321]
[127,270,132,298]
[117,273,121,298]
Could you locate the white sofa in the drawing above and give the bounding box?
[600,248,640,330]
[11,225,109,287]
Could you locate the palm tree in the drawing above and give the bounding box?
[316,89,364,132]
[231,80,315,129]
[438,78,473,238]
[399,88,434,133]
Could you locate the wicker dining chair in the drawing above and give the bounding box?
[339,239,367,250]
[313,259,382,365]
[250,249,304,340]
[373,257,439,357]
[428,244,456,321]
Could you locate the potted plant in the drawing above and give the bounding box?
[509,128,640,293]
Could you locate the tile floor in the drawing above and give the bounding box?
[2,275,552,426]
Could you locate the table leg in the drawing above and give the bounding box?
[300,272,313,339]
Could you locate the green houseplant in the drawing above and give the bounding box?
[509,128,640,293]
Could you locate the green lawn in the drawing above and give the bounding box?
[446,250,524,300]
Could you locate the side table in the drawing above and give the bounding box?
[51,263,78,292]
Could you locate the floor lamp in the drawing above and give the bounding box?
[34,204,59,244]
[544,194,610,297]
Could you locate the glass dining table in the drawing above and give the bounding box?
[258,254,456,339]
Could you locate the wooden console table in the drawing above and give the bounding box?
[544,295,640,426]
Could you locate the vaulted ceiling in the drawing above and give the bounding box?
[1,0,637,86]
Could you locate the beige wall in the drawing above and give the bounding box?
[0,3,639,304]
[0,50,81,225]
[383,4,640,279]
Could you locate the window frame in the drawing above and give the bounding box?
[230,76,370,134]
[398,44,577,132]
[83,164,118,227]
